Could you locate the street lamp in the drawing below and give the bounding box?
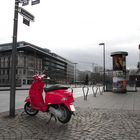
[73,63,77,88]
[139,44,140,62]
[99,43,105,91]
[138,44,140,69]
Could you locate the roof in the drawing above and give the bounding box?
[0,41,69,63]
[111,51,128,56]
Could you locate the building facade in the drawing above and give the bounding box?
[0,41,74,86]
[93,66,103,74]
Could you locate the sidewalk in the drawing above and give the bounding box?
[74,89,140,111]
[0,89,140,140]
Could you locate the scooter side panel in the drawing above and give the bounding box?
[45,89,75,112]
[45,90,64,104]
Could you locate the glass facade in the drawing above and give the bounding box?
[43,56,67,84]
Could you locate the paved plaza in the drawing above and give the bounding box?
[0,88,140,140]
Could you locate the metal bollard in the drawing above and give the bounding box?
[82,85,89,100]
[98,85,103,95]
[92,85,98,97]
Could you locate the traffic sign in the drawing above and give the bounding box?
[18,0,24,3]
[18,0,29,5]
[31,0,40,5]
[18,7,34,21]
[23,18,30,26]
[19,0,40,6]
[22,0,29,6]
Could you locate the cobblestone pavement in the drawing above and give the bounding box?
[0,107,140,140]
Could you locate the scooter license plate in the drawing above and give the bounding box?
[70,105,75,111]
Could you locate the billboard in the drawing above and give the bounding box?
[113,54,126,71]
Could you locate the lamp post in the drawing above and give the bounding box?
[73,63,77,88]
[138,44,140,69]
[139,44,140,62]
[99,43,105,92]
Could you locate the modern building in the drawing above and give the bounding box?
[0,41,74,86]
[93,66,103,74]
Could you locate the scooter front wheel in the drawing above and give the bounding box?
[57,105,72,124]
[24,102,39,116]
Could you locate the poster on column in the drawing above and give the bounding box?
[113,55,126,71]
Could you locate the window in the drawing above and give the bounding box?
[3,57,5,67]
[23,69,26,75]
[7,70,9,75]
[24,56,26,67]
[3,70,5,75]
[19,69,22,75]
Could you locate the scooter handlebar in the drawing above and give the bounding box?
[33,67,48,81]
[33,74,46,81]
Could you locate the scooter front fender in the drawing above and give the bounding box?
[24,96,30,103]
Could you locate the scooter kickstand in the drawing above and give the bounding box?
[46,114,57,124]
[52,114,57,123]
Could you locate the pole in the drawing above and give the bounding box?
[99,43,105,92]
[74,63,77,88]
[103,44,105,92]
[139,44,140,62]
[10,0,19,117]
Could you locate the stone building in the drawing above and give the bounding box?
[0,41,74,86]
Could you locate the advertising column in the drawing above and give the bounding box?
[111,51,128,93]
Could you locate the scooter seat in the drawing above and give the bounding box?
[44,85,69,92]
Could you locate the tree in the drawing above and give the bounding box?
[85,74,89,85]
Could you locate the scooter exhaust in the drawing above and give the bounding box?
[49,106,63,118]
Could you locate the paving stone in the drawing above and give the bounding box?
[1,91,140,139]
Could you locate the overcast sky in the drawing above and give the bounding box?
[1,0,140,71]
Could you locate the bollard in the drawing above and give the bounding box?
[98,85,103,95]
[82,85,89,100]
[99,85,104,95]
[92,85,98,97]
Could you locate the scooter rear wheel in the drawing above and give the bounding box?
[57,105,71,124]
[24,102,39,116]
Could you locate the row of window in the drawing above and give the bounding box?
[44,57,66,67]
[0,55,42,69]
[0,79,9,84]
[0,57,11,68]
[0,79,21,84]
[0,69,26,75]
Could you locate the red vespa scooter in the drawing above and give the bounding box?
[24,71,75,124]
